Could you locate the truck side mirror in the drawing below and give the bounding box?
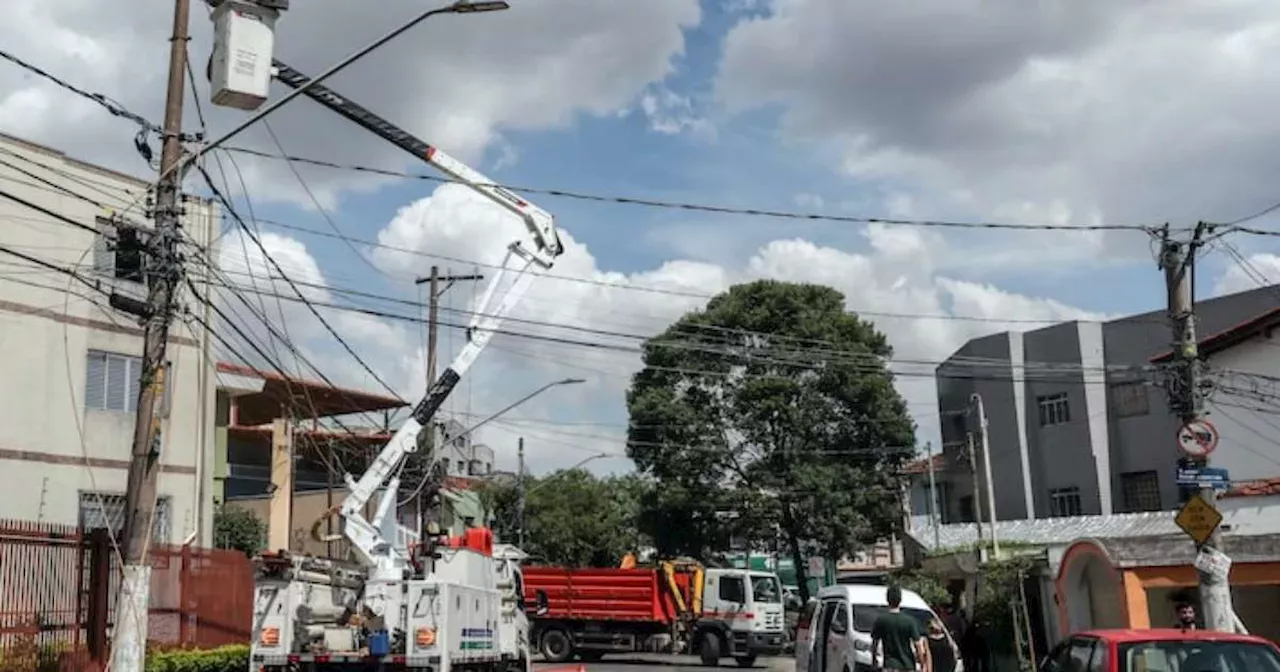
[535,589,549,617]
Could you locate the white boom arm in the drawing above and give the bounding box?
[273,61,563,574]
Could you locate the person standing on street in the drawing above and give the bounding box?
[926,619,956,672]
[871,586,930,672]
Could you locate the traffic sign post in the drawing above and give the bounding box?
[1177,419,1220,459]
[1175,493,1224,546]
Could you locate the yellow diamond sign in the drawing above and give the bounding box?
[1175,493,1223,545]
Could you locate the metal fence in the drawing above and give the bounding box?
[0,519,253,670]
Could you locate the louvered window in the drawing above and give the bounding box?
[85,351,141,413]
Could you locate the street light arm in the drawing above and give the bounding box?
[448,378,586,443]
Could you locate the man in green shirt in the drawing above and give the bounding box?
[870,586,929,672]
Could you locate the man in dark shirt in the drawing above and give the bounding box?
[871,586,929,672]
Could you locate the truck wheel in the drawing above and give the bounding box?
[699,632,722,666]
[540,628,574,663]
[735,656,756,668]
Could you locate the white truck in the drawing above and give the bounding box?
[248,58,561,672]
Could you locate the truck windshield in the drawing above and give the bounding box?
[1117,640,1280,672]
[750,576,782,604]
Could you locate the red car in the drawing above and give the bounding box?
[1039,629,1280,672]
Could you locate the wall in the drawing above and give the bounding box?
[0,133,219,544]
[1202,335,1280,481]
[936,333,1016,523]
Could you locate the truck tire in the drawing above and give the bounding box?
[735,656,756,668]
[540,628,574,663]
[699,632,722,666]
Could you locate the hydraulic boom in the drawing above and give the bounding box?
[271,60,564,578]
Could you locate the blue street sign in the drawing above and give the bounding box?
[1177,467,1229,491]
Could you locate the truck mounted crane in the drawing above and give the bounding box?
[248,60,559,672]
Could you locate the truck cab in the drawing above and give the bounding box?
[697,569,788,667]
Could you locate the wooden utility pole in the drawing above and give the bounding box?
[113,0,190,669]
[516,437,525,547]
[1160,223,1234,632]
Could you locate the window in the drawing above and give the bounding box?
[1037,393,1071,426]
[92,217,146,283]
[957,495,976,523]
[456,460,466,474]
[85,351,141,413]
[851,605,934,634]
[1111,382,1150,418]
[78,492,171,543]
[1121,471,1162,512]
[1050,487,1083,517]
[827,600,849,634]
[718,575,745,603]
[1118,640,1280,672]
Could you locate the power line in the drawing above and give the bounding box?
[221,146,1172,234]
[0,48,164,135]
[194,163,405,401]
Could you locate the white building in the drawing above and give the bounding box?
[0,132,219,545]
[435,418,495,481]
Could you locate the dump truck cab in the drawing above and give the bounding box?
[694,568,787,666]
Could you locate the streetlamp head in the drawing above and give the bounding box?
[558,378,587,386]
[450,0,511,13]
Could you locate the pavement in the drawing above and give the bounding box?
[535,655,796,672]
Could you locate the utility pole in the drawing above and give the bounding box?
[1160,223,1234,632]
[412,267,482,530]
[926,441,941,550]
[113,0,190,669]
[971,393,1000,558]
[516,437,525,548]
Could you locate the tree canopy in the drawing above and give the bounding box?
[625,280,915,599]
[478,469,646,567]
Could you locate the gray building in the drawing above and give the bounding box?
[933,285,1279,523]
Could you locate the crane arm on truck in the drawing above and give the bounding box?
[271,60,564,570]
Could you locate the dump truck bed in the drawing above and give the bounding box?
[522,566,692,625]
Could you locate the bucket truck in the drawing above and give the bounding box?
[248,61,559,672]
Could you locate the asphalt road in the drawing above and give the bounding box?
[535,655,796,672]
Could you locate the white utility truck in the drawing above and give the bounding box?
[248,59,561,672]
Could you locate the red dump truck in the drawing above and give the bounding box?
[522,562,786,666]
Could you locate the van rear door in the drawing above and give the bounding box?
[794,599,819,672]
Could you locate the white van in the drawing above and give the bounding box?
[795,584,963,672]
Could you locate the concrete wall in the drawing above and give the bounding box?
[1202,336,1280,479]
[0,133,220,544]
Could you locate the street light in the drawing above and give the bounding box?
[524,452,614,497]
[187,0,510,169]
[447,378,587,445]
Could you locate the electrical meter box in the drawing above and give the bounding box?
[210,0,279,110]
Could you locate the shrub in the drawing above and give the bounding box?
[145,645,250,672]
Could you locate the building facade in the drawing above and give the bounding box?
[933,285,1280,523]
[0,132,220,544]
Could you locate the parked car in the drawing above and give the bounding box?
[795,584,962,672]
[1041,629,1280,672]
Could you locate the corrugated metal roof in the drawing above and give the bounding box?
[907,499,1280,553]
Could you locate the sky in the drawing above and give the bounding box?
[6,0,1280,476]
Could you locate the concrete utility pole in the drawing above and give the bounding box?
[1160,224,1234,632]
[970,393,1000,558]
[516,437,525,548]
[926,441,941,550]
[113,0,190,669]
[966,433,985,546]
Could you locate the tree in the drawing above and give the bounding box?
[214,505,266,557]
[626,280,916,600]
[477,470,647,567]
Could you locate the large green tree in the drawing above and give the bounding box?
[477,469,646,567]
[626,280,915,599]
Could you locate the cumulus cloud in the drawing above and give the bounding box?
[1,0,701,206]
[717,0,1280,262]
[1212,252,1280,297]
[214,183,1100,473]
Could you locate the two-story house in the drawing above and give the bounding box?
[0,132,220,544]
[933,284,1280,523]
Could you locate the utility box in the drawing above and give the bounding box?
[210,0,279,110]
